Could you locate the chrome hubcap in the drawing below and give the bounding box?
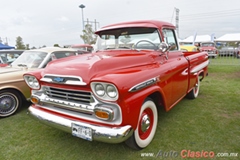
[0,95,16,113]
[141,114,151,132]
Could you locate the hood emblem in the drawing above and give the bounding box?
[53,77,65,83]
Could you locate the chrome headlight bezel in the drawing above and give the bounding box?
[91,82,119,101]
[23,75,40,89]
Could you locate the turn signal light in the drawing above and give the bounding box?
[31,96,39,104]
[94,106,114,121]
[95,110,109,120]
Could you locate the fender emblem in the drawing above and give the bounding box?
[129,77,157,92]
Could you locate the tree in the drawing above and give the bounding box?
[31,46,37,49]
[53,44,60,47]
[80,24,97,44]
[25,44,30,50]
[15,36,25,49]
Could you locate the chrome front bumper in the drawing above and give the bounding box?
[28,106,133,144]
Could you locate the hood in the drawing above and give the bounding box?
[0,66,36,83]
[42,50,156,84]
[200,46,216,51]
[0,67,24,74]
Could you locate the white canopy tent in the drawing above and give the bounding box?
[215,33,240,42]
[180,35,213,43]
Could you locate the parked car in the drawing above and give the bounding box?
[0,47,79,117]
[199,42,218,58]
[180,45,199,52]
[218,46,236,57]
[71,44,94,53]
[235,46,240,58]
[0,50,24,67]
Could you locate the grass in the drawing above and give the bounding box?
[1,62,240,160]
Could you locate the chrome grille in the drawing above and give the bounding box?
[45,87,93,104]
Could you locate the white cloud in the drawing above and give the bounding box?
[57,16,70,22]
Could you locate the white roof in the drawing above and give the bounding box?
[215,33,240,42]
[180,35,212,43]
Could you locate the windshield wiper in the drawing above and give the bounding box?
[17,63,28,67]
[118,46,132,49]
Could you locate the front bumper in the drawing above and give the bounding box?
[28,106,133,144]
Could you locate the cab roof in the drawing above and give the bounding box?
[95,20,175,34]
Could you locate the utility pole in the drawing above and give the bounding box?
[84,19,100,32]
[79,4,86,31]
[175,8,180,36]
[5,37,9,45]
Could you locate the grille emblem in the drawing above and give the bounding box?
[53,77,65,83]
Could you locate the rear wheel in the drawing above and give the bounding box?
[187,76,200,99]
[125,99,158,150]
[0,90,22,117]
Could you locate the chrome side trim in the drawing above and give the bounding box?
[28,106,133,144]
[191,60,209,74]
[129,77,157,92]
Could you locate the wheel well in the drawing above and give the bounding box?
[148,91,165,111]
[199,71,204,81]
[0,88,25,100]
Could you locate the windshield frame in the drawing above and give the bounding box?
[95,27,162,51]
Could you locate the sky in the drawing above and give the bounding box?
[0,0,240,48]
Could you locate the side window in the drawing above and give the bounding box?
[162,29,178,51]
[51,53,57,60]
[52,51,76,59]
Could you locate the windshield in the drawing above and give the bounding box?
[11,51,47,68]
[95,27,161,51]
[201,43,214,47]
[0,55,8,63]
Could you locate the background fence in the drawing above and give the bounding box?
[209,55,240,66]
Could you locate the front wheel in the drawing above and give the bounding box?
[186,76,200,99]
[0,90,22,117]
[125,99,158,150]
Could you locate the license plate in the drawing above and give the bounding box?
[72,123,92,141]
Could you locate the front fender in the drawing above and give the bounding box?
[119,85,165,130]
[0,80,30,99]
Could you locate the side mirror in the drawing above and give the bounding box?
[168,42,176,51]
[159,42,169,52]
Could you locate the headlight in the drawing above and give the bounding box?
[91,82,118,101]
[95,83,105,96]
[106,85,117,98]
[24,75,40,89]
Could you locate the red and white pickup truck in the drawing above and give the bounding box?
[24,20,209,150]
